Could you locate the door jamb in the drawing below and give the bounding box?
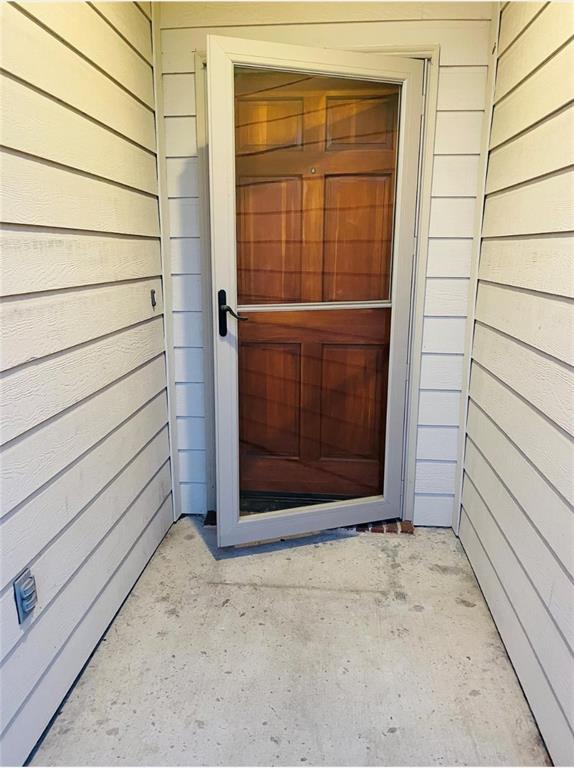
[194,43,440,526]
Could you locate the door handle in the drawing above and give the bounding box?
[218,289,247,337]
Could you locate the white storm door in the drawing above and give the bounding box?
[207,35,423,547]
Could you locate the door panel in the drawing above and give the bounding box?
[323,175,393,301]
[326,95,398,149]
[320,345,386,460]
[237,176,303,303]
[235,98,304,154]
[239,343,301,457]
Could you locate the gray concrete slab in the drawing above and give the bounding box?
[32,520,549,766]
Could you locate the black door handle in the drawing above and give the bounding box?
[218,289,247,337]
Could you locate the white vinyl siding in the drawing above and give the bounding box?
[157,2,494,525]
[0,4,171,765]
[460,3,574,765]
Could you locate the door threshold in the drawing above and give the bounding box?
[240,491,353,515]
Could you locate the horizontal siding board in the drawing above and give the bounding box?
[178,449,207,483]
[422,3,492,20]
[434,112,484,155]
[0,278,163,372]
[490,41,574,148]
[464,441,574,646]
[413,494,453,526]
[18,2,155,107]
[416,426,459,461]
[420,354,463,390]
[475,282,574,364]
[424,278,469,316]
[174,347,205,383]
[166,158,200,198]
[172,311,204,347]
[161,29,197,73]
[483,171,574,238]
[466,401,574,574]
[469,364,573,503]
[0,75,158,195]
[414,460,457,494]
[486,105,574,194]
[168,197,201,237]
[170,238,202,274]
[429,198,476,237]
[0,356,167,515]
[177,417,207,450]
[0,497,172,767]
[175,382,205,417]
[0,229,161,296]
[494,4,574,103]
[479,235,574,299]
[497,2,545,55]
[418,391,460,426]
[1,152,159,237]
[0,3,156,151]
[165,116,198,157]
[436,67,487,110]
[460,510,574,767]
[172,275,203,311]
[92,2,153,63]
[431,155,480,197]
[163,73,196,116]
[0,466,172,734]
[473,323,574,435]
[0,318,165,445]
[462,478,574,727]
[422,317,466,353]
[180,481,208,514]
[159,3,492,28]
[427,239,473,278]
[0,423,170,655]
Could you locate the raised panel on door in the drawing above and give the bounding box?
[320,345,386,461]
[326,93,398,149]
[235,98,304,154]
[239,342,301,458]
[323,175,393,301]
[236,176,303,303]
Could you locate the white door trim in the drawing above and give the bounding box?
[206,35,424,546]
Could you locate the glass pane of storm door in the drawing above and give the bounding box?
[234,67,400,516]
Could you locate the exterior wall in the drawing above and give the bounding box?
[0,3,172,764]
[460,3,574,764]
[157,1,495,526]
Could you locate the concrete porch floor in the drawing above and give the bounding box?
[32,519,549,766]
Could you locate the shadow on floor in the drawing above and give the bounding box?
[189,513,360,561]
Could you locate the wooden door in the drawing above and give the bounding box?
[235,71,399,507]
